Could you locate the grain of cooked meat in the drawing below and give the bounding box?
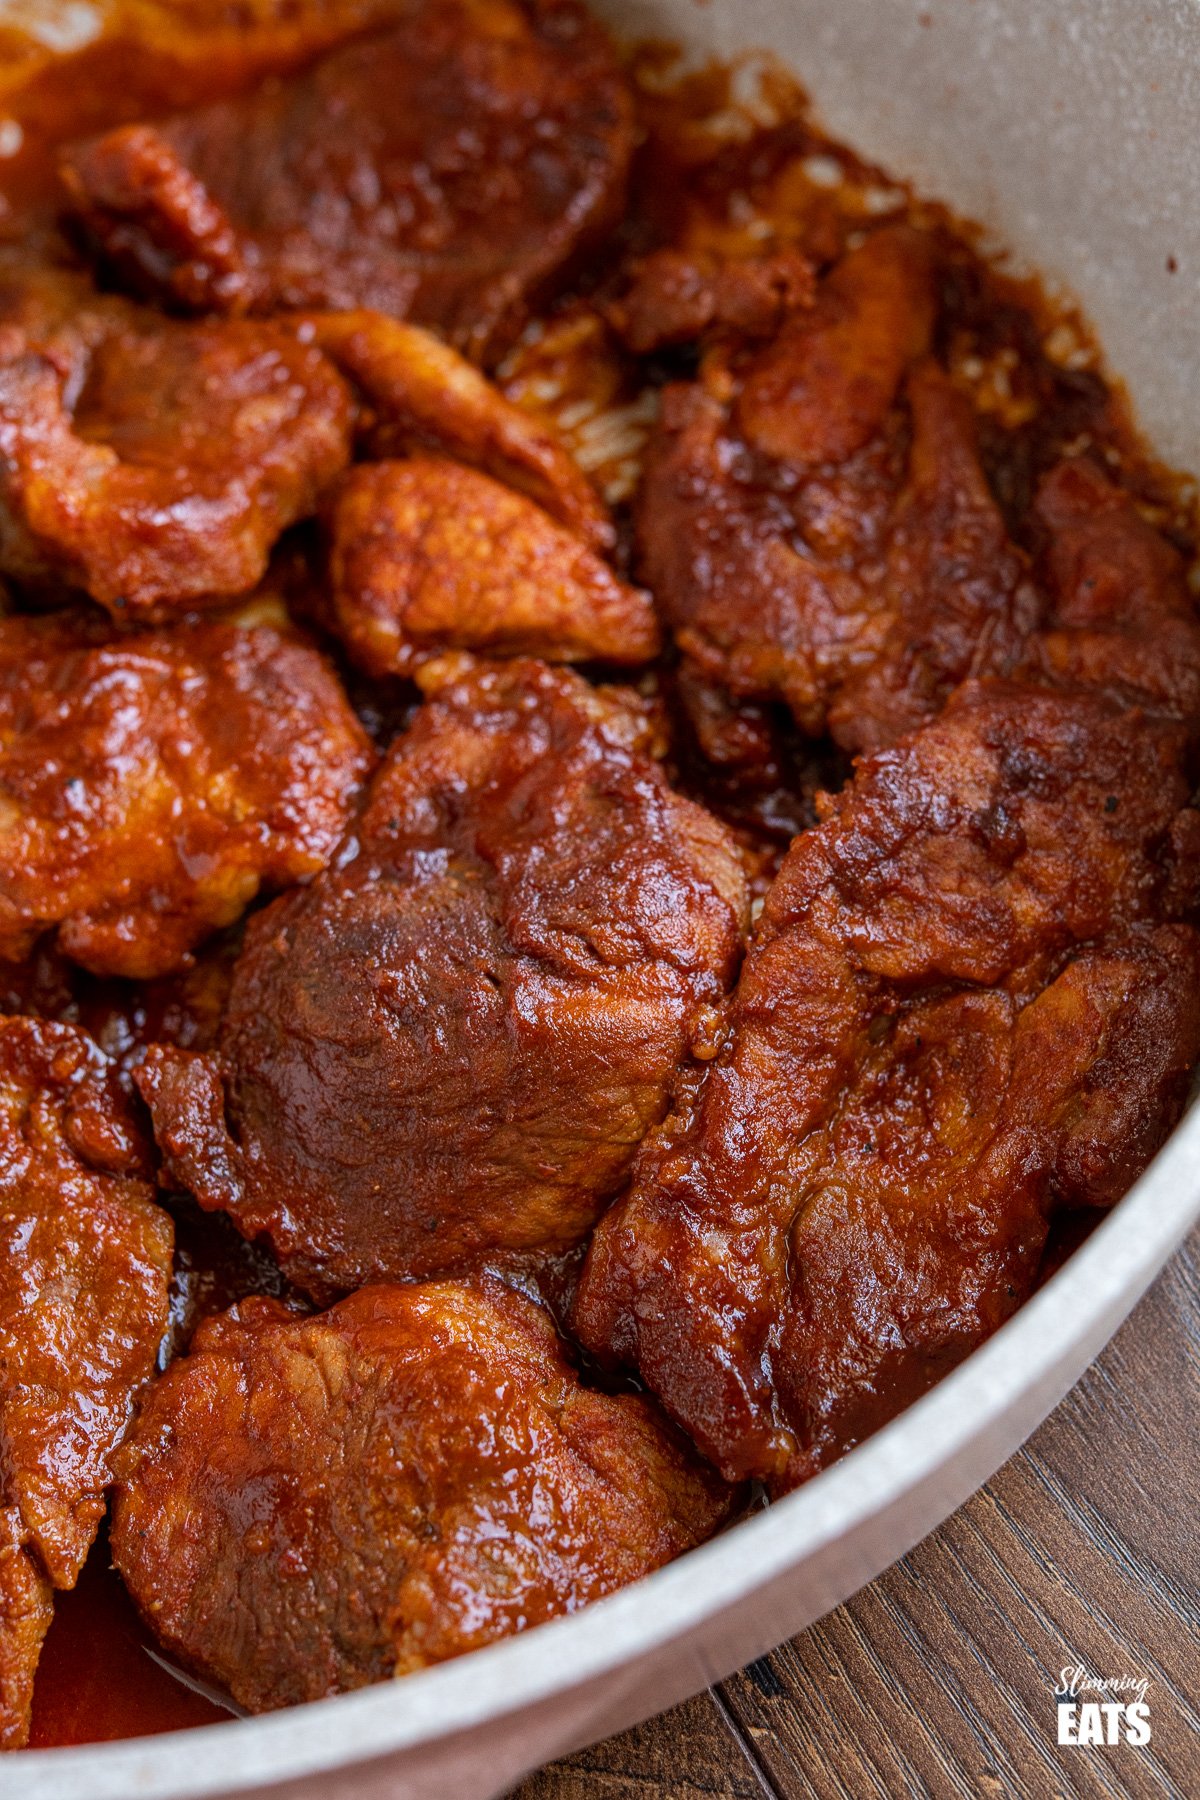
[0,1016,172,1748]
[59,0,634,364]
[111,1277,732,1712]
[0,613,372,978]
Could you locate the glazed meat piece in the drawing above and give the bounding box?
[641,373,888,737]
[137,657,748,1296]
[634,213,1200,761]
[771,926,1200,1467]
[609,246,816,355]
[639,231,1046,752]
[574,680,1200,1489]
[60,0,634,363]
[111,1278,731,1711]
[0,1016,172,1747]
[327,457,659,677]
[1030,456,1200,726]
[644,352,1039,751]
[733,224,936,466]
[818,362,1041,751]
[0,613,372,978]
[636,226,1049,755]
[303,309,612,549]
[0,253,352,618]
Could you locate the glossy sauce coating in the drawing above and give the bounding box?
[567,54,1200,1490]
[327,456,658,675]
[111,1279,732,1711]
[0,613,373,978]
[0,1016,172,1747]
[576,656,1200,1486]
[0,6,1196,1749]
[637,228,1048,753]
[0,247,353,619]
[138,656,748,1296]
[303,308,614,548]
[60,0,634,364]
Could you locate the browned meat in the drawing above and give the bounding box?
[0,5,1186,1750]
[0,249,352,619]
[60,0,634,363]
[608,246,816,355]
[1030,456,1200,726]
[111,1278,732,1712]
[0,928,240,1108]
[0,1513,52,1755]
[302,309,613,549]
[327,457,659,677]
[137,656,747,1298]
[734,225,936,466]
[0,613,372,979]
[638,226,1048,753]
[825,361,1041,753]
[0,1016,172,1747]
[642,370,872,736]
[643,356,1038,751]
[574,680,1200,1489]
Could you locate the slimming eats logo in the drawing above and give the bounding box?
[1054,1665,1151,1746]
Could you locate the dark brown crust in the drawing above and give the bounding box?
[111,1278,732,1713]
[0,14,1193,1733]
[576,676,1200,1488]
[0,613,373,979]
[0,1016,172,1746]
[138,658,748,1296]
[60,0,635,364]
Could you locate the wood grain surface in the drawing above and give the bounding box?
[516,1227,1200,1800]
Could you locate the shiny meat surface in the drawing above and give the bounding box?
[0,1016,172,1746]
[575,680,1200,1488]
[1030,456,1200,724]
[137,657,747,1297]
[60,0,634,362]
[327,457,658,676]
[0,250,352,618]
[0,613,372,978]
[734,225,936,467]
[111,1278,731,1711]
[303,309,613,548]
[608,246,816,355]
[824,361,1040,753]
[0,12,1195,1739]
[636,227,1051,752]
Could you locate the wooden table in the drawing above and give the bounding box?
[517,1227,1199,1800]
